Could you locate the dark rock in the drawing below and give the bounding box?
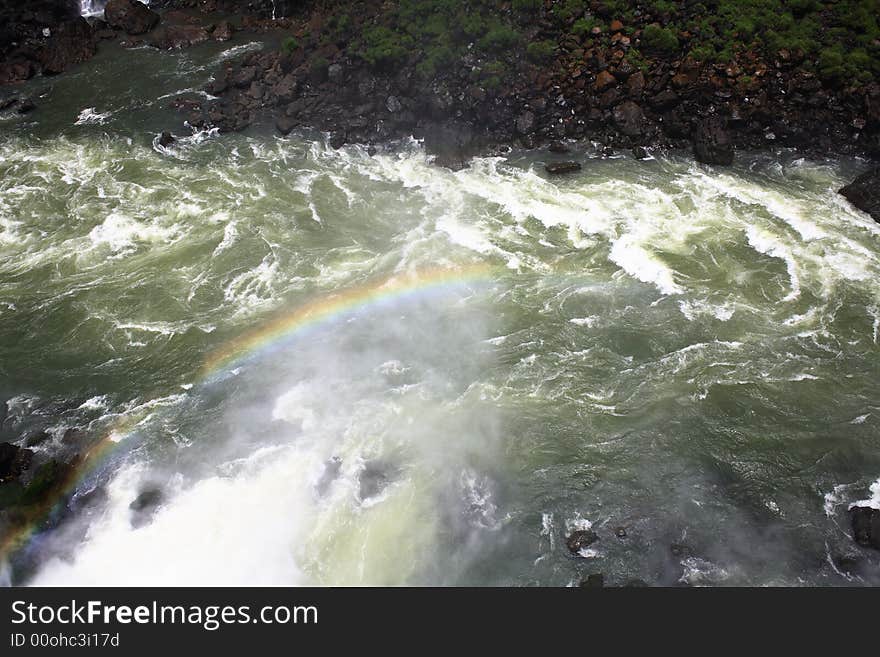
[211,21,234,42]
[232,66,257,88]
[579,573,604,587]
[129,487,162,527]
[612,100,647,136]
[17,99,36,114]
[358,460,396,501]
[385,95,402,114]
[850,505,880,549]
[0,442,33,482]
[38,18,96,75]
[515,110,535,136]
[147,24,209,50]
[548,141,570,153]
[615,525,628,538]
[545,161,582,175]
[631,146,649,160]
[104,0,160,35]
[422,121,483,171]
[693,116,734,165]
[275,115,296,135]
[565,529,598,555]
[157,131,175,147]
[839,168,880,222]
[670,543,693,558]
[327,63,343,83]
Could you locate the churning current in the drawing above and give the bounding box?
[1,38,879,586]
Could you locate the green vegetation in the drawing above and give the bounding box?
[641,24,679,54]
[527,39,557,62]
[332,0,880,86]
[280,36,299,54]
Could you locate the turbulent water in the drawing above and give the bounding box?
[1,38,879,586]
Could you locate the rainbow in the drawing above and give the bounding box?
[0,264,497,565]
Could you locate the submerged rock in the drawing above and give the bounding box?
[850,506,880,550]
[839,167,880,222]
[693,116,734,165]
[565,529,598,555]
[158,131,175,147]
[545,161,582,175]
[104,0,160,36]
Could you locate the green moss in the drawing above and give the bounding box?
[527,39,556,63]
[479,24,521,51]
[642,23,679,55]
[280,36,299,54]
[360,25,413,68]
[572,17,602,36]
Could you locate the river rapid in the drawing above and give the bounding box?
[1,36,879,586]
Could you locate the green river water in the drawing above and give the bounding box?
[1,37,879,586]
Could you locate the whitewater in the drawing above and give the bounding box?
[1,35,878,586]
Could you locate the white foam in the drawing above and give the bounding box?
[74,107,111,125]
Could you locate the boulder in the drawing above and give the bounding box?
[595,70,616,91]
[515,110,535,135]
[38,18,96,75]
[566,529,598,555]
[545,161,582,175]
[147,24,209,49]
[104,0,159,35]
[275,115,295,135]
[0,442,33,483]
[157,131,175,147]
[211,21,234,42]
[850,506,880,550]
[613,100,647,136]
[422,121,483,171]
[129,486,162,528]
[693,116,734,165]
[839,167,880,222]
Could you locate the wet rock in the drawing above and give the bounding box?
[839,167,880,222]
[566,529,598,555]
[612,100,647,136]
[147,24,209,50]
[548,141,570,153]
[38,18,96,75]
[693,116,734,165]
[515,110,535,136]
[422,121,482,171]
[631,146,649,160]
[158,131,175,147]
[17,99,36,114]
[0,443,33,483]
[129,487,162,527]
[104,0,160,36]
[850,506,880,550]
[670,543,693,558]
[385,95,402,113]
[211,21,234,42]
[615,526,628,538]
[358,460,396,501]
[579,573,604,587]
[275,115,296,136]
[545,161,581,175]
